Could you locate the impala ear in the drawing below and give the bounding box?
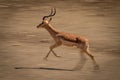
[48,17,52,23]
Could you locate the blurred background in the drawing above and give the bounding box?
[0,0,120,80]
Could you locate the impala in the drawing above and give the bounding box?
[36,8,99,69]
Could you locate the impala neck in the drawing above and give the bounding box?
[45,23,59,37]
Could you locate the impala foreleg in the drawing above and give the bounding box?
[44,42,61,60]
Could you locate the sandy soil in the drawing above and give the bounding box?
[0,0,120,80]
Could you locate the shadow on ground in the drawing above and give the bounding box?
[15,67,74,71]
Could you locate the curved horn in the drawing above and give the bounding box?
[50,8,56,16]
[43,8,56,20]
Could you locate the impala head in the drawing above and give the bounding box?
[37,8,56,28]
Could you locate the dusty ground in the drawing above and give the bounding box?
[0,0,120,80]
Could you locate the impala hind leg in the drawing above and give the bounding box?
[73,50,87,70]
[84,46,99,69]
[44,42,61,60]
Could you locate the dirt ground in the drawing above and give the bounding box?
[0,0,120,80]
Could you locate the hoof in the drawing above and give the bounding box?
[56,55,61,57]
[94,65,100,70]
[43,57,48,61]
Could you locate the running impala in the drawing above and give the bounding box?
[36,8,99,69]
